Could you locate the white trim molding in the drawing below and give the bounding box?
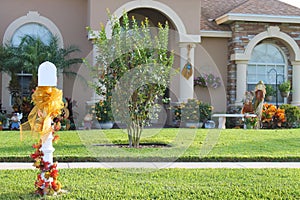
[216,13,300,25]
[106,0,186,38]
[88,1,201,43]
[200,30,232,38]
[97,0,200,43]
[3,11,63,47]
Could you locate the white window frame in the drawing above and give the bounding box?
[247,43,288,105]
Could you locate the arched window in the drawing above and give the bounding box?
[11,23,53,98]
[11,23,53,46]
[247,43,286,103]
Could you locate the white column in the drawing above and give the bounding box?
[87,43,102,106]
[179,43,196,102]
[235,60,248,106]
[291,61,300,106]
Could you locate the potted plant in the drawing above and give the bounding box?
[244,116,258,129]
[0,112,7,130]
[60,118,70,130]
[95,100,114,129]
[199,102,213,124]
[173,99,213,128]
[172,104,182,127]
[278,81,291,97]
[180,99,202,128]
[265,84,276,101]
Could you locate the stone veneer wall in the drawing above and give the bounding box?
[227,21,300,112]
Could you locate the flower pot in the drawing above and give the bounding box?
[204,120,215,129]
[185,122,202,128]
[99,121,114,129]
[245,124,253,129]
[265,96,273,102]
[61,125,66,130]
[280,91,290,98]
[173,120,181,127]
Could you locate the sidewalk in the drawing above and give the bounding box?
[1,162,300,170]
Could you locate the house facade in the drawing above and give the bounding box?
[1,0,300,126]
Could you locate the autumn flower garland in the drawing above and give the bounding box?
[31,122,61,196]
[22,86,64,196]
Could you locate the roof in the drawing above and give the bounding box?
[229,0,300,16]
[201,0,300,31]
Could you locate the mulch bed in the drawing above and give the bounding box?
[93,143,172,148]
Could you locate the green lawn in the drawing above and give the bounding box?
[0,168,299,199]
[0,128,299,162]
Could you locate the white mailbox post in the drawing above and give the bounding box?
[38,61,58,165]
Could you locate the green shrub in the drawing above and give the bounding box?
[280,104,300,128]
[172,99,213,123]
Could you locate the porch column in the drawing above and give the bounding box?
[87,43,102,106]
[291,61,300,106]
[179,43,196,102]
[235,60,248,106]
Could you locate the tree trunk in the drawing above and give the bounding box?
[127,126,133,148]
[127,121,143,148]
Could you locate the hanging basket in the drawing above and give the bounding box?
[265,96,273,102]
[280,91,290,98]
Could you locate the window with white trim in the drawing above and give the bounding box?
[247,43,286,103]
[11,23,53,99]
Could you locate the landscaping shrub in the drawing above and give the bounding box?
[172,99,213,124]
[261,103,285,129]
[280,104,300,128]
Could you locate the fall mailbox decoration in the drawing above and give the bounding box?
[21,61,64,196]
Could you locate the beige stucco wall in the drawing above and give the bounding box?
[1,0,229,125]
[88,0,201,35]
[194,37,228,113]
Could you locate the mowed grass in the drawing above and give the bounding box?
[0,128,299,161]
[0,168,299,199]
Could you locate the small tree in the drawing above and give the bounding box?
[89,11,174,147]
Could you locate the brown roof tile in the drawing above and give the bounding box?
[229,0,300,15]
[201,0,248,30]
[201,0,300,31]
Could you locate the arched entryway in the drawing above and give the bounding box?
[102,1,200,102]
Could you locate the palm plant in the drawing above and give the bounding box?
[2,35,83,90]
[0,34,82,118]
